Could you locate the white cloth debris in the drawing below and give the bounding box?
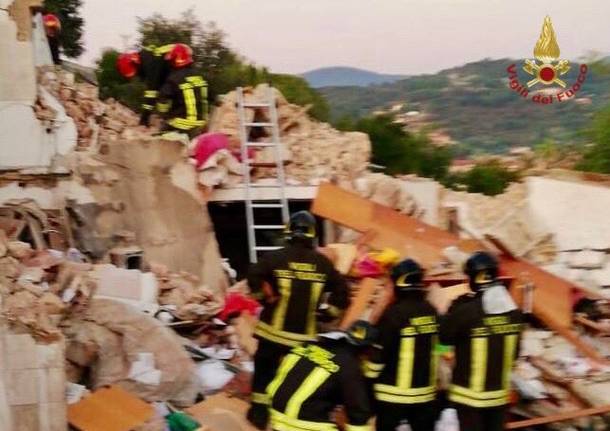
[199,347,236,360]
[66,383,89,404]
[128,352,163,386]
[196,360,235,394]
[512,375,547,400]
[482,283,517,314]
[435,409,459,431]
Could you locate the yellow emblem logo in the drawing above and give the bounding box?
[507,16,589,104]
[523,16,570,88]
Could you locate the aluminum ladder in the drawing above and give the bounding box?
[237,86,290,264]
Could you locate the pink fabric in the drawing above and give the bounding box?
[352,255,384,278]
[192,132,256,167]
[218,292,261,321]
[193,133,230,168]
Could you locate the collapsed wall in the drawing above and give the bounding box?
[0,69,229,294]
[69,138,228,293]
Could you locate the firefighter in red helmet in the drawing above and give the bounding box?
[156,43,209,137]
[116,44,176,126]
[43,13,62,65]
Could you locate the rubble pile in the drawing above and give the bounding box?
[209,84,371,185]
[545,249,610,296]
[154,265,223,321]
[34,72,229,294]
[0,214,261,428]
[38,70,144,150]
[353,173,420,216]
[442,183,557,264]
[62,298,201,407]
[512,328,610,429]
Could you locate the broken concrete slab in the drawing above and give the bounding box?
[527,177,610,251]
[568,250,607,270]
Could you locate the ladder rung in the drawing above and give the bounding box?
[244,122,273,127]
[255,246,283,251]
[251,203,284,208]
[253,225,285,230]
[246,142,276,147]
[249,183,281,187]
[243,103,271,108]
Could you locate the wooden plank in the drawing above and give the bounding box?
[312,183,607,363]
[340,277,377,329]
[506,404,610,429]
[574,315,610,335]
[68,386,154,431]
[312,183,456,266]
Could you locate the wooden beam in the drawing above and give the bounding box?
[340,277,378,329]
[312,183,607,364]
[506,404,610,429]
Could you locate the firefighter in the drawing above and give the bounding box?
[363,258,439,431]
[246,210,350,429]
[267,320,374,431]
[439,251,524,431]
[157,44,208,138]
[43,13,61,65]
[116,44,176,126]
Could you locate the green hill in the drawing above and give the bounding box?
[302,67,406,88]
[320,58,610,155]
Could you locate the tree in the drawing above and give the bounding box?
[352,115,452,180]
[576,105,610,173]
[459,160,517,196]
[96,49,145,110]
[43,0,84,58]
[97,9,329,120]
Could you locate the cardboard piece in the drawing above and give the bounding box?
[68,386,154,431]
[186,393,260,431]
[313,183,607,364]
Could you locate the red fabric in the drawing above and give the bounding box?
[218,292,261,321]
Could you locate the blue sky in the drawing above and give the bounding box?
[81,0,610,74]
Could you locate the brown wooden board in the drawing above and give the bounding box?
[312,183,607,363]
[340,277,378,329]
[506,404,610,429]
[67,386,154,431]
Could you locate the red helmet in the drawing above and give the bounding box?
[165,43,193,68]
[116,52,141,79]
[43,13,61,31]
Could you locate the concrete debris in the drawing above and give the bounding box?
[63,298,200,407]
[156,270,223,321]
[513,328,610,427]
[568,250,607,270]
[441,182,558,265]
[353,173,420,216]
[209,84,371,185]
[30,73,229,294]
